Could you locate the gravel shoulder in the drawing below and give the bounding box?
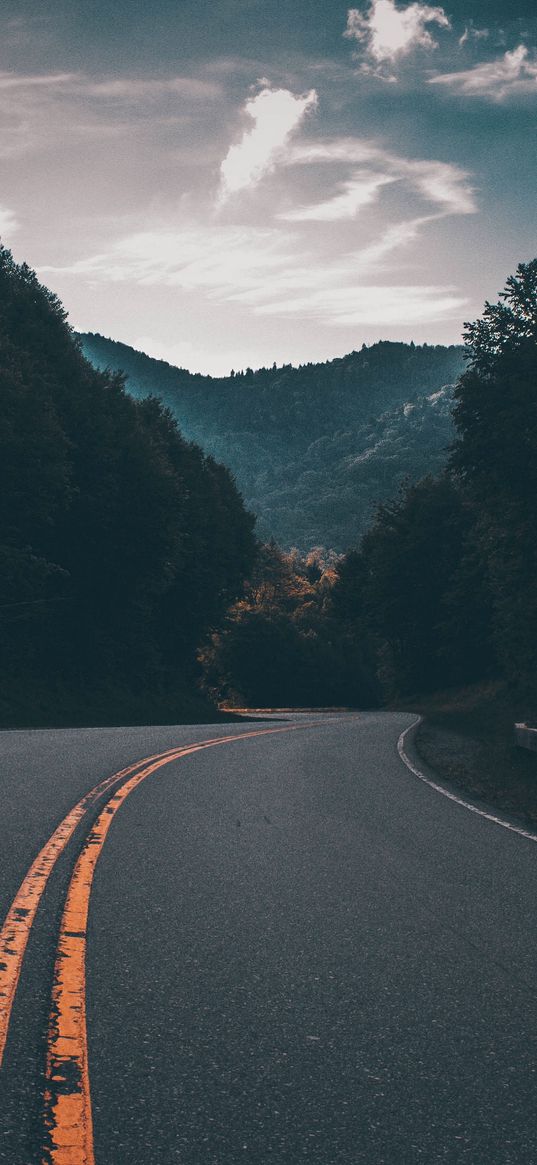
[409,683,537,831]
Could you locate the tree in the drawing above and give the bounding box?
[450,260,537,695]
[333,476,494,698]
[202,543,379,708]
[0,244,256,724]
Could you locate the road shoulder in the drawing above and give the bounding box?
[400,686,537,834]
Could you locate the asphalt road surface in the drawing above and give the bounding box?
[1,711,537,1164]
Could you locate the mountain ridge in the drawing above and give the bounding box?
[79,332,465,551]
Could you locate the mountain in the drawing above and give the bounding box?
[79,334,465,551]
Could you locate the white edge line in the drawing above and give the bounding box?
[397,716,537,845]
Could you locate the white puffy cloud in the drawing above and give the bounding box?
[431,45,537,100]
[345,0,450,73]
[218,85,317,200]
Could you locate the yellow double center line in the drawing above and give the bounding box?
[0,745,179,1066]
[0,721,317,1165]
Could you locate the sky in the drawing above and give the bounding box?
[0,0,535,374]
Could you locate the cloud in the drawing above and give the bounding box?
[221,216,428,307]
[254,283,467,326]
[218,85,317,200]
[0,68,222,159]
[39,211,466,330]
[408,160,476,215]
[458,25,489,48]
[36,94,474,338]
[431,45,537,100]
[81,76,220,101]
[0,70,219,99]
[345,0,450,76]
[280,170,395,221]
[0,71,77,90]
[0,205,19,238]
[287,138,476,217]
[39,225,295,292]
[346,217,425,270]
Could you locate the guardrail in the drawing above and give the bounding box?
[514,723,537,753]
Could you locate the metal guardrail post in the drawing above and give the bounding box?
[514,723,537,752]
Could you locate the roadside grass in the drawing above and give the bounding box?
[402,682,537,830]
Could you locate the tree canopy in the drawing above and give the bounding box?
[331,261,537,704]
[81,333,464,552]
[0,245,256,724]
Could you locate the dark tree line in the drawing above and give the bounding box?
[330,261,537,706]
[206,262,537,712]
[3,243,534,720]
[202,542,379,709]
[0,246,256,724]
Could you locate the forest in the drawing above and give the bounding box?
[80,333,463,551]
[1,244,535,723]
[0,245,255,725]
[334,260,537,708]
[208,261,537,712]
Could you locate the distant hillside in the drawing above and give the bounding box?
[79,334,465,550]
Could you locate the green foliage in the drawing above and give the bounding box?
[0,245,256,724]
[202,542,379,708]
[450,260,537,697]
[332,260,537,705]
[80,333,464,551]
[333,476,495,698]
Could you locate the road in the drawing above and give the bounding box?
[1,711,537,1164]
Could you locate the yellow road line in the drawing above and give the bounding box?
[0,733,246,1068]
[41,723,311,1165]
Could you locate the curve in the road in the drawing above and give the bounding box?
[398,719,537,845]
[0,721,321,1165]
[0,728,292,1072]
[0,744,180,1068]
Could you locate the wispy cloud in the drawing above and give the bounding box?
[0,70,219,99]
[39,207,467,329]
[0,205,19,238]
[218,85,317,200]
[39,225,295,292]
[0,71,77,90]
[409,160,476,215]
[287,138,476,217]
[35,86,474,339]
[431,45,537,100]
[80,76,221,101]
[280,170,394,222]
[458,25,489,48]
[0,68,222,158]
[255,283,466,326]
[345,0,450,78]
